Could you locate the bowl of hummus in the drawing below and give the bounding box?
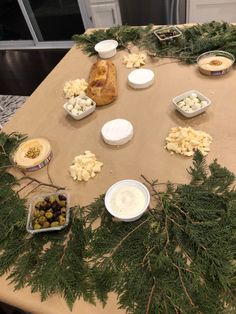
[197,50,235,76]
[105,179,150,222]
[12,138,52,171]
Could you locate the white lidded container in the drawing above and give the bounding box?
[101,118,134,146]
[94,39,118,59]
[105,180,150,222]
[64,95,96,120]
[172,90,211,118]
[128,68,155,89]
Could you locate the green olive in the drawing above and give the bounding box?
[42,221,50,228]
[38,216,47,224]
[45,211,53,219]
[35,201,42,209]
[49,195,58,203]
[58,200,66,207]
[59,217,66,226]
[34,209,40,218]
[33,223,41,230]
[60,207,67,215]
[51,221,59,227]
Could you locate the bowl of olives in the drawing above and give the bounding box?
[26,191,70,234]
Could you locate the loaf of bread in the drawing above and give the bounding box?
[87,60,117,106]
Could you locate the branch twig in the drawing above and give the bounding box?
[110,218,149,258]
[145,280,156,314]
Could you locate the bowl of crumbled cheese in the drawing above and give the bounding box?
[105,180,150,222]
[64,94,96,120]
[172,90,211,118]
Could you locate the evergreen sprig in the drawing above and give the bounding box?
[0,131,236,313]
[73,21,236,64]
[72,25,146,55]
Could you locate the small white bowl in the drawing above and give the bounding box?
[94,39,118,59]
[128,69,155,89]
[172,90,211,118]
[64,95,96,120]
[105,179,150,222]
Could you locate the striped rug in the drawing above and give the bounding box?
[0,95,28,129]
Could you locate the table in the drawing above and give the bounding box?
[2,42,236,314]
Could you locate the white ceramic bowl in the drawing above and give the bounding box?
[64,95,96,120]
[105,179,150,222]
[128,69,155,89]
[172,90,211,118]
[94,39,118,59]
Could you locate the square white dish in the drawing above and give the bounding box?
[64,95,96,120]
[172,90,211,118]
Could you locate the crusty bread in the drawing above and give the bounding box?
[87,60,117,106]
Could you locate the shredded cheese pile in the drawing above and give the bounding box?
[69,151,103,182]
[63,79,88,98]
[122,53,146,68]
[165,126,213,156]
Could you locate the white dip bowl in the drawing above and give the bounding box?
[95,39,118,59]
[105,179,150,222]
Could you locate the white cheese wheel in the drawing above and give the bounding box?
[101,119,133,146]
[128,69,155,89]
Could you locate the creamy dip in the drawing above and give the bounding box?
[13,138,51,168]
[110,185,146,218]
[198,55,233,71]
[99,43,115,51]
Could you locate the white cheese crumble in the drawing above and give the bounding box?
[69,151,103,182]
[66,95,93,116]
[63,79,88,99]
[177,93,208,113]
[165,126,213,156]
[122,53,146,68]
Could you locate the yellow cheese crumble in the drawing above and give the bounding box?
[63,79,88,98]
[165,126,213,156]
[122,53,146,68]
[69,151,103,182]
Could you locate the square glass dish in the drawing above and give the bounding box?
[64,95,96,120]
[26,190,70,234]
[154,26,182,41]
[172,90,211,118]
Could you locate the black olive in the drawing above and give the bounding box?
[53,211,61,218]
[51,200,58,210]
[44,196,50,202]
[58,194,67,201]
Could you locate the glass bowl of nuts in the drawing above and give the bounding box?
[26,190,70,234]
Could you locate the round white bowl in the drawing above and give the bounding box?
[94,39,118,59]
[128,69,155,89]
[105,179,150,222]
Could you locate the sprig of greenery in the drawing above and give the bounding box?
[0,131,235,313]
[73,21,236,64]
